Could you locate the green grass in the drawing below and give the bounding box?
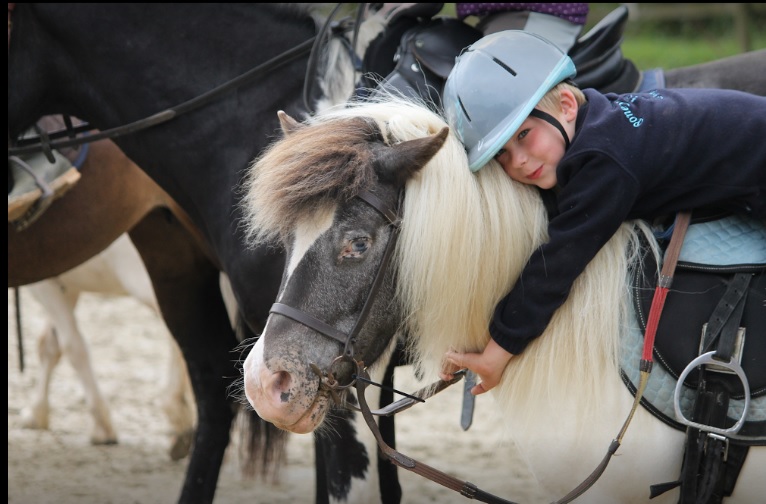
[588,3,766,69]
[622,33,766,70]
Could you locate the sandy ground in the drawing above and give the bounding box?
[8,287,550,504]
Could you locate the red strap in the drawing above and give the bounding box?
[641,211,692,364]
[642,287,668,361]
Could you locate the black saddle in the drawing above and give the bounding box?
[360,5,641,107]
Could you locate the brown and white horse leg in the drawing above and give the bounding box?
[22,278,118,445]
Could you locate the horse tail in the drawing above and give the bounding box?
[235,408,289,481]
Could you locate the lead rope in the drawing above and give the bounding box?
[355,211,692,504]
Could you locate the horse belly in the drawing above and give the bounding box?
[516,405,686,503]
[729,446,766,503]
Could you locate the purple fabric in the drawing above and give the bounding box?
[456,3,589,25]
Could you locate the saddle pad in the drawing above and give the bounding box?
[676,214,766,267]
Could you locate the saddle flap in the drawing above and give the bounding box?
[375,18,482,106]
[638,268,766,398]
[635,215,766,399]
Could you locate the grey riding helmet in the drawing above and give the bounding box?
[443,30,577,172]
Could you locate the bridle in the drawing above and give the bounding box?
[268,188,404,397]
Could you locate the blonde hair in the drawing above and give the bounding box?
[536,81,586,114]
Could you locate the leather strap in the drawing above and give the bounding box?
[270,303,348,344]
[703,272,751,361]
[642,211,692,364]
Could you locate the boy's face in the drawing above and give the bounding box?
[494,114,566,190]
[494,89,578,190]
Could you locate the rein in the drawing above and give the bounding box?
[8,4,358,157]
[8,39,315,156]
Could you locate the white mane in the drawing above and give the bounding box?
[310,94,658,433]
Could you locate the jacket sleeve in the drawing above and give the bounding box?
[489,156,640,354]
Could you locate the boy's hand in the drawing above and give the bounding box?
[440,339,514,395]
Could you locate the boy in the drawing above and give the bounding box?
[439,30,766,394]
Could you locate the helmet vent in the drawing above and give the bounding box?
[492,57,517,77]
[457,96,471,122]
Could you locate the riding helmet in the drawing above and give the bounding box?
[443,30,577,172]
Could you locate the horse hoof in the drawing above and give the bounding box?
[20,406,49,430]
[90,428,118,445]
[169,430,194,461]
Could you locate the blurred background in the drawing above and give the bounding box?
[440,2,766,68]
[328,3,766,69]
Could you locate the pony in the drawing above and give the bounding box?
[8,4,398,503]
[15,233,196,460]
[9,4,764,502]
[240,93,765,503]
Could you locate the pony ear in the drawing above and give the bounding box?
[374,127,449,187]
[277,110,303,136]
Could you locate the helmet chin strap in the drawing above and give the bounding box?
[530,108,570,150]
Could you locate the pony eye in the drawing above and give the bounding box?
[340,236,370,260]
[352,238,369,252]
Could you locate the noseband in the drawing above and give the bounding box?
[268,187,403,390]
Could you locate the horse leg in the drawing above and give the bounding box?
[20,320,57,430]
[105,234,196,460]
[128,207,237,504]
[377,341,404,504]
[23,278,118,444]
[19,288,60,430]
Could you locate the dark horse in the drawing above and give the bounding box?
[8,4,398,503]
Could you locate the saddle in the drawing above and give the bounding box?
[622,213,766,503]
[360,5,642,107]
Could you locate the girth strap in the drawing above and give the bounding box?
[652,263,754,502]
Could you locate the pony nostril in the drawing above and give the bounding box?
[269,371,292,403]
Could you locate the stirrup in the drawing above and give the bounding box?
[8,151,81,231]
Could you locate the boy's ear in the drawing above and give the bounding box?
[560,89,578,121]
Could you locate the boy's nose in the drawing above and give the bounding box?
[512,151,527,170]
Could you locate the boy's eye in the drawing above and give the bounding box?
[494,148,506,159]
[517,129,530,141]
